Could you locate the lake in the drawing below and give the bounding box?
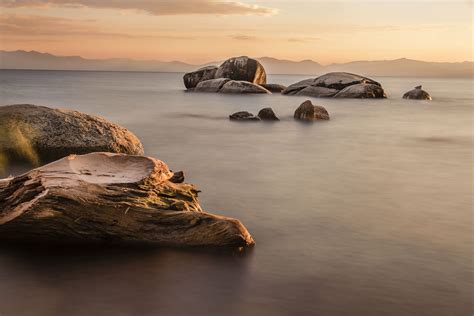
[0,70,472,315]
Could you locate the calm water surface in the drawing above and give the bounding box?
[0,70,472,316]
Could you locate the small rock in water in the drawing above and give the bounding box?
[403,85,432,100]
[294,100,330,121]
[169,171,185,183]
[229,111,260,121]
[258,108,279,121]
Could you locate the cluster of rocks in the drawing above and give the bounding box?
[230,100,329,122]
[0,104,254,248]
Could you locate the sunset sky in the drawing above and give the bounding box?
[0,0,472,64]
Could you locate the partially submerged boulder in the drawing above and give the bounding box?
[0,152,254,247]
[194,78,230,92]
[403,85,432,100]
[0,104,144,168]
[283,72,386,98]
[258,108,279,121]
[215,56,266,85]
[294,100,330,121]
[220,81,270,94]
[229,111,260,121]
[183,66,218,89]
[260,84,287,93]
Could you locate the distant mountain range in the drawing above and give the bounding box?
[1,50,472,77]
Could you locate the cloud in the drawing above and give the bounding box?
[230,34,257,40]
[0,0,278,16]
[287,37,321,43]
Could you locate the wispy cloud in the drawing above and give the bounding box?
[0,0,278,16]
[287,37,321,43]
[230,34,257,40]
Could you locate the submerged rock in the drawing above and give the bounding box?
[194,78,230,92]
[283,72,386,99]
[0,104,143,168]
[0,152,254,247]
[403,85,432,100]
[183,66,218,89]
[229,111,260,121]
[215,56,266,85]
[260,83,287,93]
[294,100,330,121]
[257,108,279,121]
[220,81,271,94]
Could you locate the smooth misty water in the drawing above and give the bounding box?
[0,70,472,316]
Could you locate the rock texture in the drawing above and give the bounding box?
[0,152,254,247]
[257,108,279,121]
[229,111,260,121]
[215,56,266,85]
[260,84,287,93]
[0,104,144,167]
[194,78,230,92]
[294,100,330,121]
[220,81,270,94]
[403,85,432,100]
[283,72,386,98]
[183,66,218,89]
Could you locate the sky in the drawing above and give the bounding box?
[0,0,472,64]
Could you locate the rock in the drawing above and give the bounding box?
[183,66,218,89]
[0,152,255,247]
[283,72,386,98]
[294,100,330,121]
[220,81,271,94]
[334,83,386,98]
[260,84,287,93]
[0,104,144,168]
[194,78,230,92]
[215,56,266,85]
[296,86,339,98]
[169,171,185,183]
[229,111,260,121]
[403,85,432,100]
[257,108,279,121]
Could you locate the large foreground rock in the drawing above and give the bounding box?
[0,104,144,167]
[0,152,254,247]
[215,56,266,85]
[283,72,386,98]
[403,85,432,100]
[183,66,218,89]
[294,100,330,121]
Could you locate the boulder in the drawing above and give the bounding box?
[220,81,271,94]
[257,108,279,121]
[403,85,432,100]
[283,72,386,99]
[0,152,255,247]
[0,104,144,168]
[294,100,330,121]
[334,83,386,98]
[229,111,260,121]
[183,66,218,89]
[194,78,230,92]
[260,83,287,93]
[215,56,266,85]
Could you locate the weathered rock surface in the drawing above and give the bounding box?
[220,81,271,94]
[215,56,266,85]
[260,84,287,93]
[283,72,386,99]
[258,108,279,121]
[334,83,386,99]
[0,152,254,247]
[0,104,144,168]
[403,85,432,100]
[194,78,230,92]
[229,111,260,121]
[294,100,330,121]
[183,66,218,89]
